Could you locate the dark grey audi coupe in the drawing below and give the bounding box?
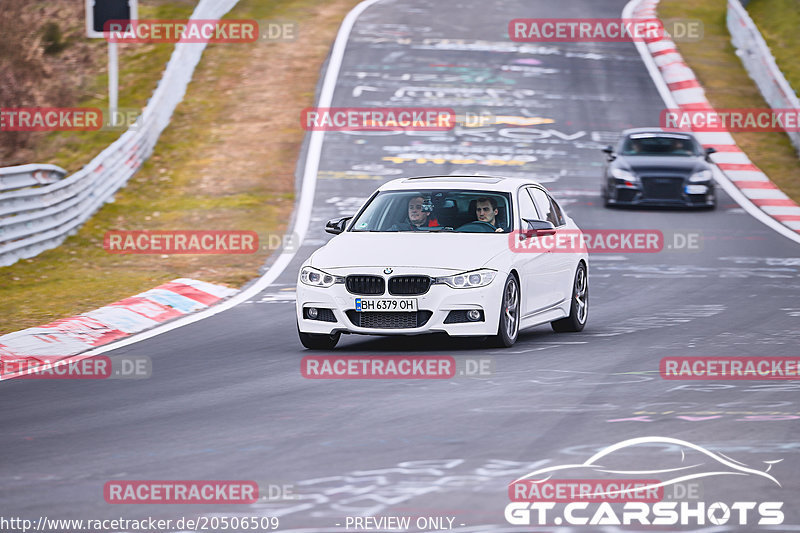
[601,128,717,209]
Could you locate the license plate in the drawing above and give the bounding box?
[355,298,418,312]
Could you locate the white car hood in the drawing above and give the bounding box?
[309,232,510,272]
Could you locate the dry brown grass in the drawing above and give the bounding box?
[0,0,361,334]
[658,0,800,202]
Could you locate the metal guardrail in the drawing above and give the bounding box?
[728,0,800,156]
[0,164,66,192]
[0,0,240,267]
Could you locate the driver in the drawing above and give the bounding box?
[475,197,505,232]
[673,139,690,154]
[390,195,437,231]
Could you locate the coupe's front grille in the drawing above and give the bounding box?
[641,177,684,199]
[346,275,385,295]
[345,310,433,329]
[388,276,431,296]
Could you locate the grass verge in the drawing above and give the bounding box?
[747,0,800,93]
[658,0,800,202]
[26,1,198,170]
[0,0,361,334]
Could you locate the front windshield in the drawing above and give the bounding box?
[350,190,513,233]
[621,134,701,156]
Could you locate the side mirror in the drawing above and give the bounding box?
[602,145,616,161]
[325,216,352,235]
[705,146,717,162]
[521,219,557,239]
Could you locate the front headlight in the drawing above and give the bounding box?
[611,168,637,181]
[434,269,497,289]
[300,266,343,288]
[689,169,713,182]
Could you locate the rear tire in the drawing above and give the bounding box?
[551,263,588,333]
[491,274,520,347]
[298,324,340,350]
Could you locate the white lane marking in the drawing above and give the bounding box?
[78,0,387,357]
[623,0,800,246]
[249,292,297,304]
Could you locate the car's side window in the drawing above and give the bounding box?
[528,187,558,226]
[518,188,539,228]
[548,195,566,227]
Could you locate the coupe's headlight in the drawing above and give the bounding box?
[300,266,343,288]
[435,269,497,289]
[611,168,637,181]
[689,169,713,182]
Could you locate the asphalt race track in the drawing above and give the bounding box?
[2,0,800,531]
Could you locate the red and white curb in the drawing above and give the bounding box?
[634,0,800,234]
[0,279,236,364]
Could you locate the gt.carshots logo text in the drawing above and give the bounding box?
[505,437,784,526]
[300,107,456,131]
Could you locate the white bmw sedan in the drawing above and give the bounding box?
[296,175,588,349]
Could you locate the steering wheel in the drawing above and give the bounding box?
[455,221,497,233]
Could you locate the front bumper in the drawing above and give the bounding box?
[606,178,715,207]
[296,268,505,337]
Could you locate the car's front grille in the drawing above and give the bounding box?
[641,177,684,199]
[346,275,385,295]
[345,310,433,329]
[388,276,431,296]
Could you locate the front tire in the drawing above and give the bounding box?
[492,274,520,347]
[298,324,340,350]
[551,263,588,333]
